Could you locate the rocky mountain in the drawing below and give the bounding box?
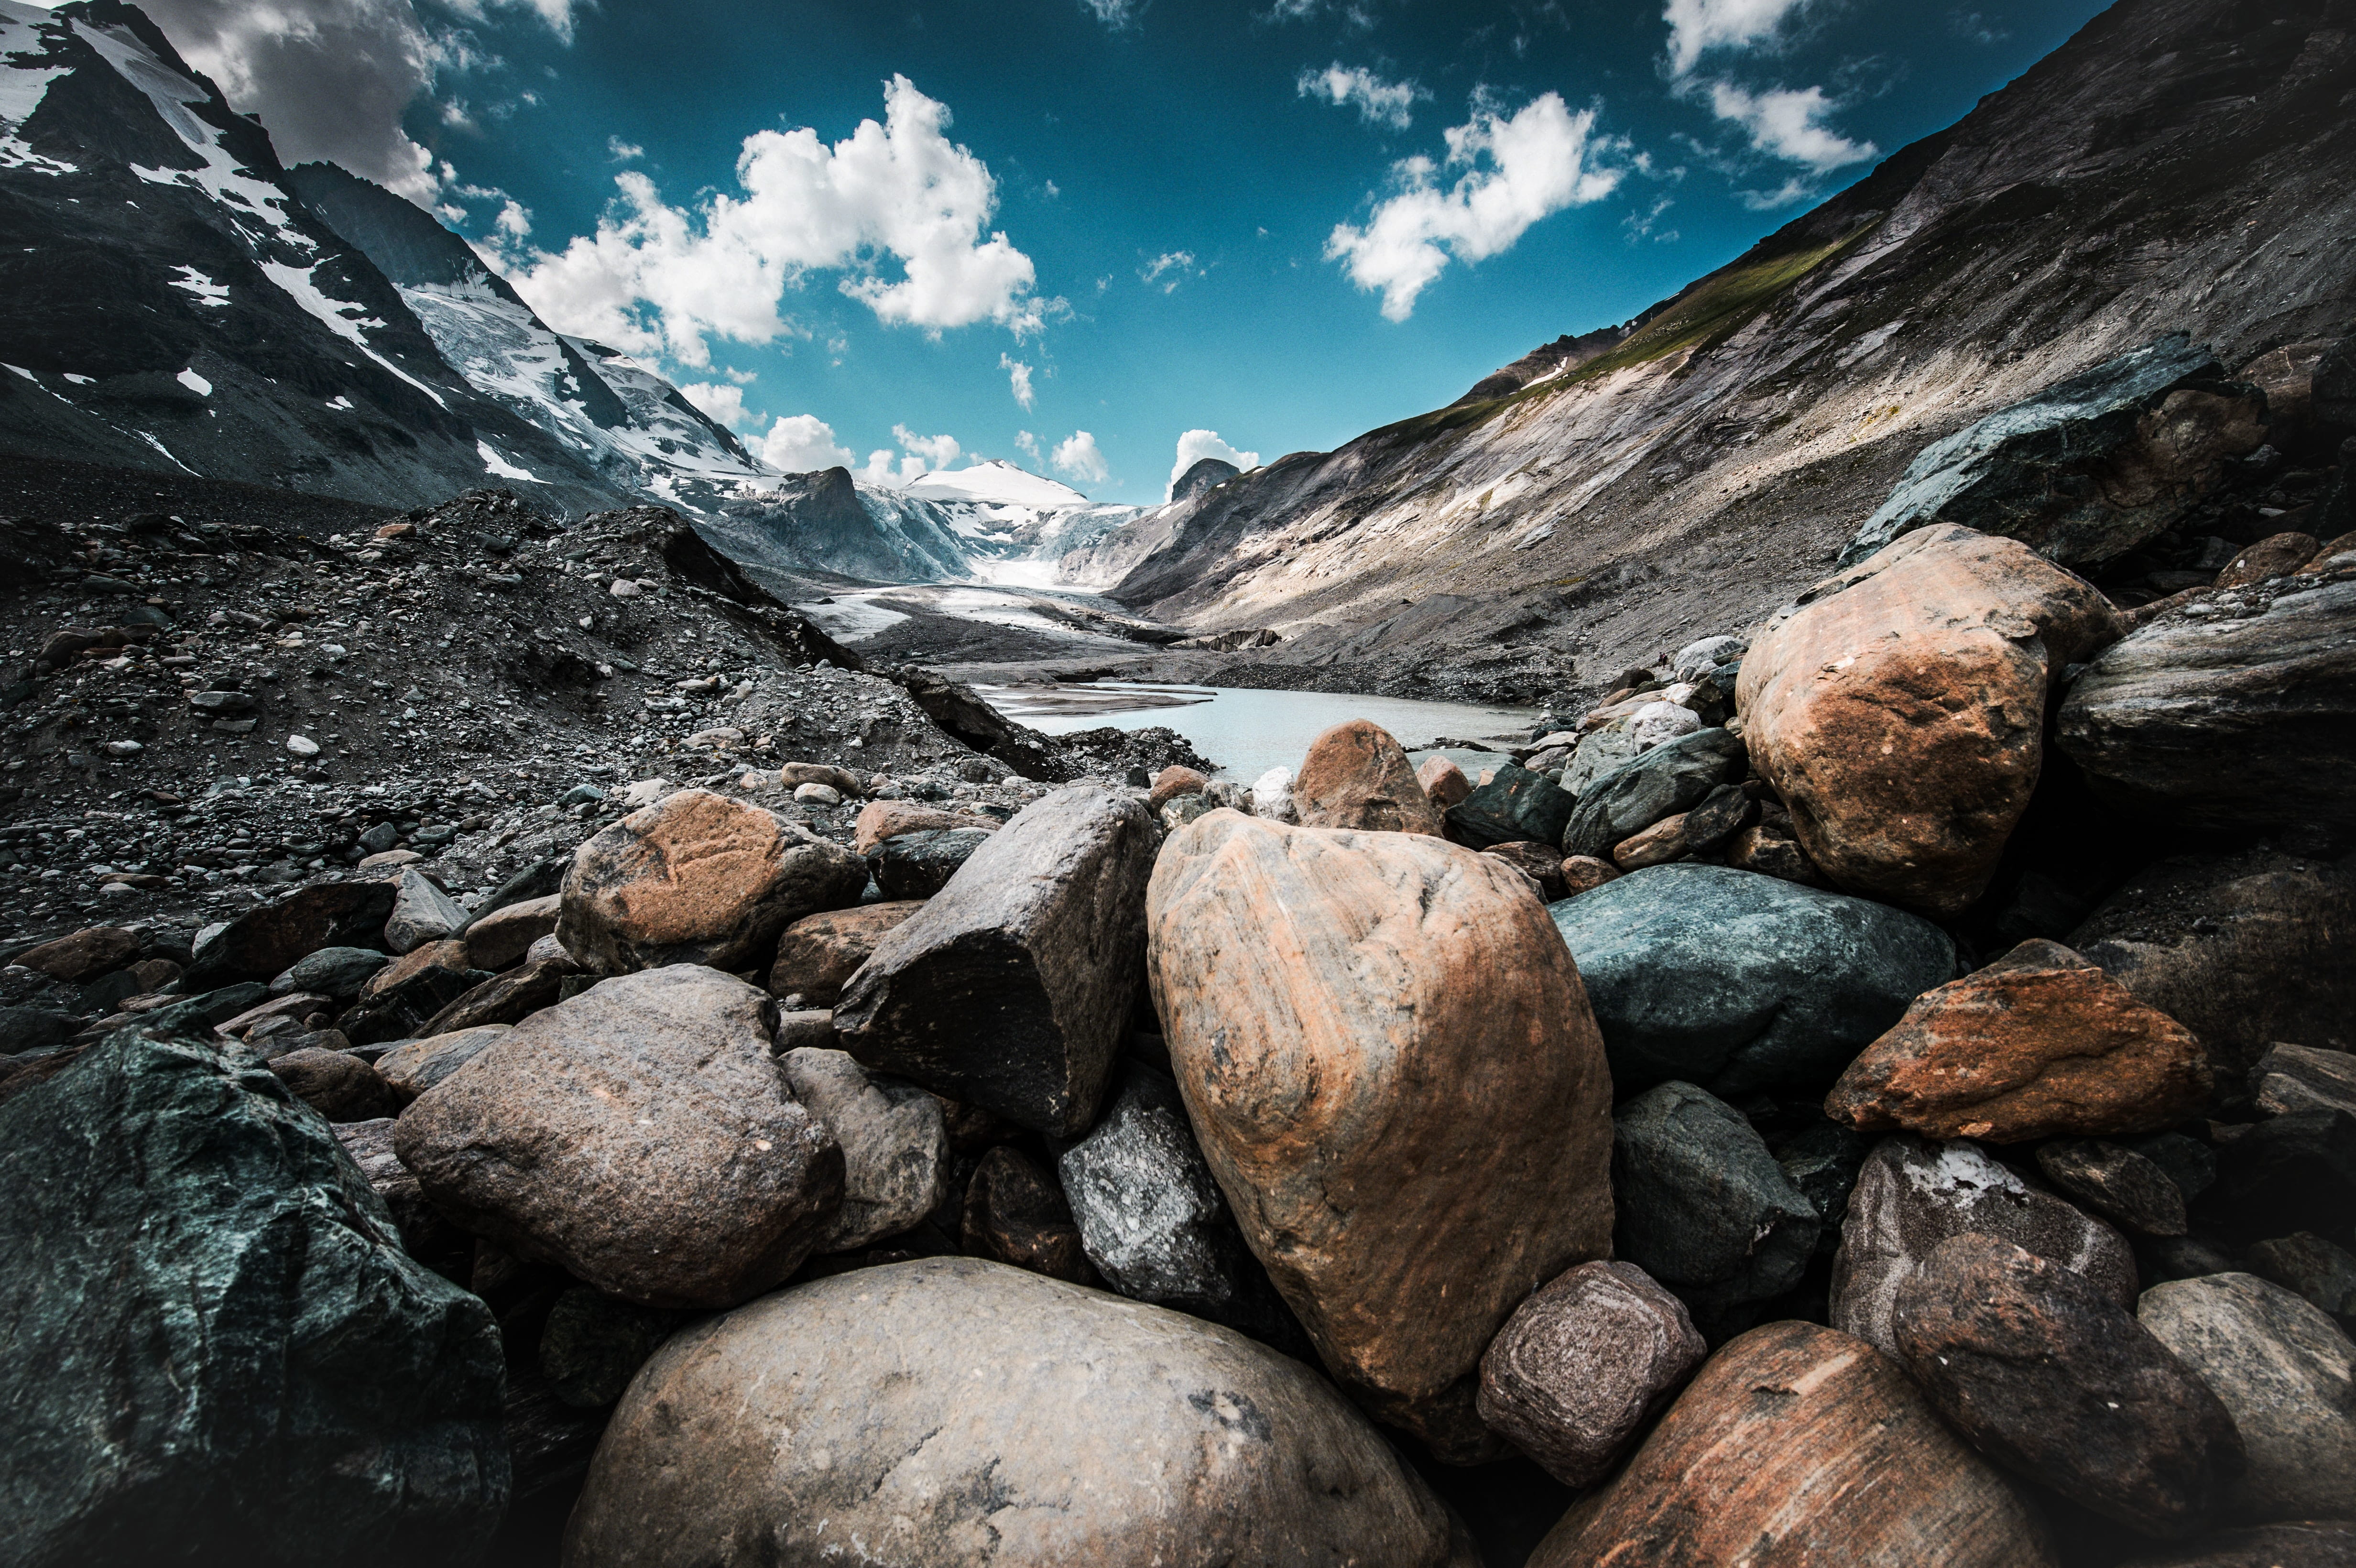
[1102,0,2356,703]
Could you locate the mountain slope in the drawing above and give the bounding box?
[0,0,623,513]
[1106,0,2356,700]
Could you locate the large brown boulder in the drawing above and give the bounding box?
[1827,939,2211,1143]
[564,1258,1476,1568]
[1292,719,1444,835]
[765,902,922,1005]
[556,788,867,975]
[14,925,139,982]
[1530,1321,2053,1567]
[834,783,1157,1138]
[459,893,560,972]
[1736,524,2122,915]
[393,966,843,1309]
[850,799,997,855]
[1146,810,1614,1460]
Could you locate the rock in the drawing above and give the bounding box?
[383,869,469,955]
[1722,821,1822,883]
[334,1117,469,1267]
[1417,754,1472,807]
[266,1046,397,1122]
[2211,1107,2356,1244]
[2072,850,2354,1066]
[1561,723,1647,796]
[1158,792,1215,832]
[1613,1081,1820,1331]
[357,937,469,1002]
[1529,1321,2054,1568]
[767,902,923,1005]
[1840,334,2263,566]
[1556,853,1621,896]
[460,893,560,972]
[394,966,845,1309]
[1738,525,2123,914]
[778,761,863,795]
[836,783,1157,1138]
[1477,1260,1706,1486]
[1146,811,1614,1459]
[1147,764,1209,810]
[469,857,568,923]
[960,1144,1091,1283]
[0,1030,507,1564]
[1056,1062,1257,1323]
[376,1024,510,1103]
[1832,1134,2138,1356]
[2245,1231,2356,1318]
[1777,1117,1874,1258]
[1826,939,2210,1143]
[792,781,841,806]
[778,1046,947,1252]
[2139,1273,2356,1522]
[1894,1233,2244,1537]
[1551,863,1956,1098]
[2057,576,2356,834]
[14,924,139,982]
[564,1257,1475,1568]
[2217,532,2320,588]
[866,825,994,899]
[536,1287,676,1411]
[338,948,492,1047]
[1479,839,1569,900]
[1614,783,1754,869]
[415,951,577,1036]
[1292,719,1445,835]
[557,788,868,975]
[268,945,391,999]
[1445,762,1577,850]
[850,798,994,854]
[1560,728,1747,858]
[2115,1523,2356,1568]
[2251,1042,2356,1117]
[182,880,398,988]
[1248,765,1299,823]
[1673,633,1748,679]
[2037,1138,2192,1235]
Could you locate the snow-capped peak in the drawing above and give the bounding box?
[900,458,1091,510]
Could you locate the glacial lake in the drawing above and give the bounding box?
[977,682,1538,782]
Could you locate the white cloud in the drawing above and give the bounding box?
[1139,250,1196,293]
[894,425,961,470]
[1078,0,1144,27]
[1000,353,1036,410]
[678,381,753,430]
[759,414,856,473]
[492,198,532,240]
[723,366,758,384]
[1297,63,1428,131]
[501,75,1058,367]
[1706,81,1875,173]
[1325,92,1624,322]
[1015,430,1042,461]
[1051,431,1109,485]
[607,136,644,161]
[1662,0,1808,77]
[1168,429,1258,499]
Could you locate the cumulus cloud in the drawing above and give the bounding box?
[501,75,1058,367]
[1139,250,1196,293]
[1051,431,1109,485]
[1297,63,1428,130]
[759,414,856,473]
[1706,81,1874,173]
[1325,92,1624,322]
[1000,353,1036,410]
[1014,430,1042,461]
[894,425,962,470]
[1662,0,1808,76]
[1168,429,1258,499]
[607,136,644,161]
[678,381,753,430]
[1078,0,1145,26]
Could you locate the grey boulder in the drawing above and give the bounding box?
[384,869,469,955]
[777,1046,948,1252]
[1559,728,1746,858]
[268,945,392,999]
[866,826,995,899]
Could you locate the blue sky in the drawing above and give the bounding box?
[139,0,2112,501]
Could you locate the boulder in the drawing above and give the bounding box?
[851,798,997,855]
[459,892,560,972]
[14,924,139,982]
[767,901,923,1005]
[1840,334,2264,566]
[2071,851,2354,1062]
[866,826,993,899]
[376,1024,510,1103]
[357,937,470,1003]
[383,869,468,955]
[835,783,1157,1138]
[2245,1232,2356,1317]
[1832,1134,2137,1356]
[1293,719,1445,835]
[1723,821,1823,883]
[777,761,863,795]
[2210,1107,2356,1244]
[2216,532,2320,588]
[1481,839,1569,900]
[0,1031,507,1566]
[394,966,844,1309]
[1529,1321,2054,1568]
[269,945,391,1000]
[1147,764,1210,810]
[556,788,868,975]
[960,1144,1091,1283]
[1672,634,1748,680]
[1894,1233,2244,1537]
[1444,762,1577,850]
[334,1117,469,1269]
[1476,1260,1706,1486]
[2251,1042,2356,1117]
[337,948,491,1046]
[1550,863,1956,1098]
[563,1258,1476,1568]
[414,950,577,1036]
[1827,939,2210,1143]
[1248,765,1299,824]
[2036,1138,2191,1235]
[265,1046,397,1122]
[537,1288,677,1410]
[1147,811,1614,1459]
[777,1046,947,1252]
[181,880,398,989]
[2139,1273,2356,1522]
[1738,524,2123,914]
[1416,754,1472,808]
[1557,854,1621,897]
[1612,1081,1820,1331]
[2057,575,2356,834]
[1560,728,1746,859]
[2115,1523,2356,1568]
[1561,723,1647,796]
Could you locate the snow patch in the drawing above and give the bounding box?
[257,260,446,408]
[62,372,91,384]
[176,368,211,396]
[169,265,229,307]
[323,394,352,411]
[477,440,540,482]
